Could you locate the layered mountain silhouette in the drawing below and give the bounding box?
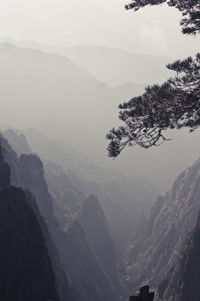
[58,45,172,86]
[1,130,121,301]
[0,42,144,160]
[0,136,66,301]
[22,127,157,256]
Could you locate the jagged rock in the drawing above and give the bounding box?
[25,190,75,301]
[44,160,83,226]
[2,129,31,155]
[0,186,59,301]
[57,221,118,301]
[124,158,200,291]
[22,127,157,258]
[0,135,74,301]
[12,145,118,301]
[0,140,11,187]
[19,153,54,223]
[78,194,124,297]
[160,213,200,301]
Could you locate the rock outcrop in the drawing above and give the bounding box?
[23,127,157,258]
[8,145,118,301]
[58,221,118,301]
[78,194,123,297]
[124,158,200,291]
[0,138,61,300]
[2,128,31,155]
[0,142,10,187]
[0,136,75,301]
[0,186,59,301]
[159,213,200,301]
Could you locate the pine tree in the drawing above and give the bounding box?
[107,0,200,157]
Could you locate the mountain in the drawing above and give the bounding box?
[78,194,124,297]
[124,157,200,292]
[58,45,173,86]
[1,134,75,301]
[0,41,139,161]
[21,127,157,256]
[1,130,119,301]
[0,136,67,301]
[159,214,200,301]
[1,41,199,192]
[1,126,158,298]
[18,155,118,301]
[2,39,172,87]
[0,186,60,301]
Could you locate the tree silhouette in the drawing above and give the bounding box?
[107,0,200,157]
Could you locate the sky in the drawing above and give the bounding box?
[0,0,199,57]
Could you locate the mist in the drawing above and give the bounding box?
[0,1,199,192]
[0,1,200,300]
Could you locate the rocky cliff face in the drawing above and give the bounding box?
[44,160,83,227]
[159,214,200,301]
[58,221,118,301]
[0,134,74,301]
[19,153,55,224]
[0,141,11,187]
[0,139,60,301]
[22,127,157,258]
[0,187,59,301]
[124,158,200,291]
[78,194,123,297]
[4,140,118,301]
[2,129,31,155]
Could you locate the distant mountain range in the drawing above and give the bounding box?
[0,38,173,86]
[0,40,200,192]
[0,42,146,158]
[58,45,173,86]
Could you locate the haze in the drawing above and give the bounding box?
[0,0,200,192]
[0,0,199,57]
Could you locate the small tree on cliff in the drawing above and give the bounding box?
[107,0,200,157]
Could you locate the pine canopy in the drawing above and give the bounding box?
[107,0,200,157]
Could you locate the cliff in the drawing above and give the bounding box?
[159,214,200,301]
[78,194,123,297]
[124,158,200,290]
[0,135,73,301]
[15,153,118,301]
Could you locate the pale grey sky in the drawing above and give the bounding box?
[0,0,199,57]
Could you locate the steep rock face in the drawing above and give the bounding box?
[23,127,157,257]
[2,129,31,155]
[17,153,118,301]
[25,190,75,301]
[0,134,18,186]
[0,186,59,301]
[0,142,11,187]
[0,136,74,301]
[78,194,122,296]
[124,158,200,290]
[57,221,118,301]
[19,154,54,223]
[160,214,200,301]
[44,160,83,227]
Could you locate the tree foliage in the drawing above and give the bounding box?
[125,0,200,35]
[107,0,200,157]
